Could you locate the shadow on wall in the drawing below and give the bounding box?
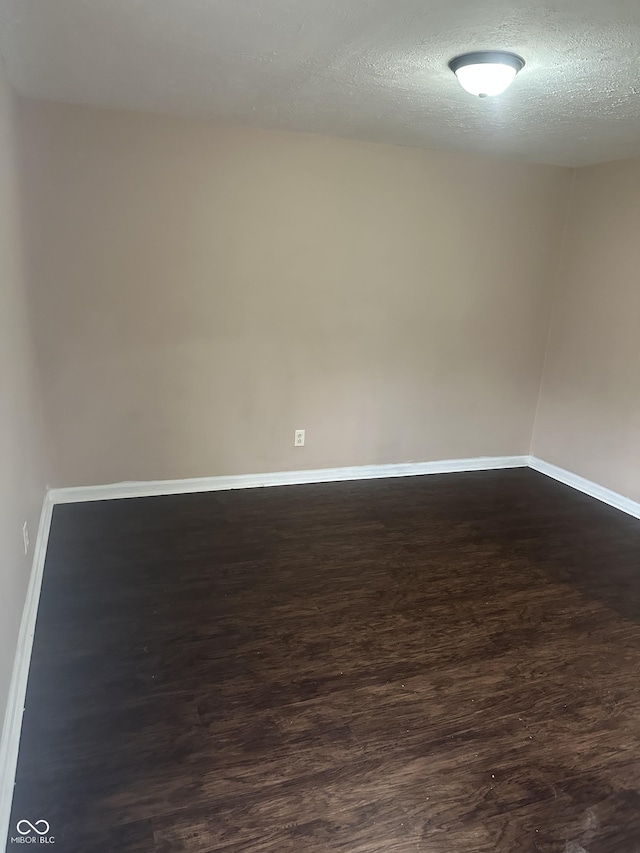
[0,63,47,742]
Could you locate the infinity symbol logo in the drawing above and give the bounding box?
[16,819,50,836]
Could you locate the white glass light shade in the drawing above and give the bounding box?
[449,52,524,98]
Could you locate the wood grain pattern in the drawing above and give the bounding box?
[7,469,640,852]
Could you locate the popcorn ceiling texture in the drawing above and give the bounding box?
[1,0,640,165]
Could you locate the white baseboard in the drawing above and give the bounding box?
[0,493,54,852]
[49,455,530,504]
[529,456,640,521]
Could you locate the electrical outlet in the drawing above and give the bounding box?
[294,429,305,447]
[22,521,29,556]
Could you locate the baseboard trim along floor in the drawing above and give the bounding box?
[2,452,639,851]
[528,456,640,521]
[48,455,529,504]
[0,494,54,851]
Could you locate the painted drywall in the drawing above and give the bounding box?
[0,66,46,729]
[533,161,640,503]
[17,100,572,488]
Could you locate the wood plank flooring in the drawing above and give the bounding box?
[6,468,640,852]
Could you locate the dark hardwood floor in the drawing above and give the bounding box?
[7,468,640,852]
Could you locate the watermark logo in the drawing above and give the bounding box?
[17,822,49,836]
[10,820,54,844]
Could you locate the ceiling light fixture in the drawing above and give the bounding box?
[449,51,525,98]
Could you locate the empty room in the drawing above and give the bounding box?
[1,1,639,851]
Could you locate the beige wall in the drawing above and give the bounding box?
[0,69,46,727]
[18,100,572,487]
[533,160,640,502]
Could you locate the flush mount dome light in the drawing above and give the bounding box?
[449,51,525,97]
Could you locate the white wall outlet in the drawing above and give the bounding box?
[22,521,29,556]
[294,429,305,447]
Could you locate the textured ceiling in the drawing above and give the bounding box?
[2,0,640,166]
